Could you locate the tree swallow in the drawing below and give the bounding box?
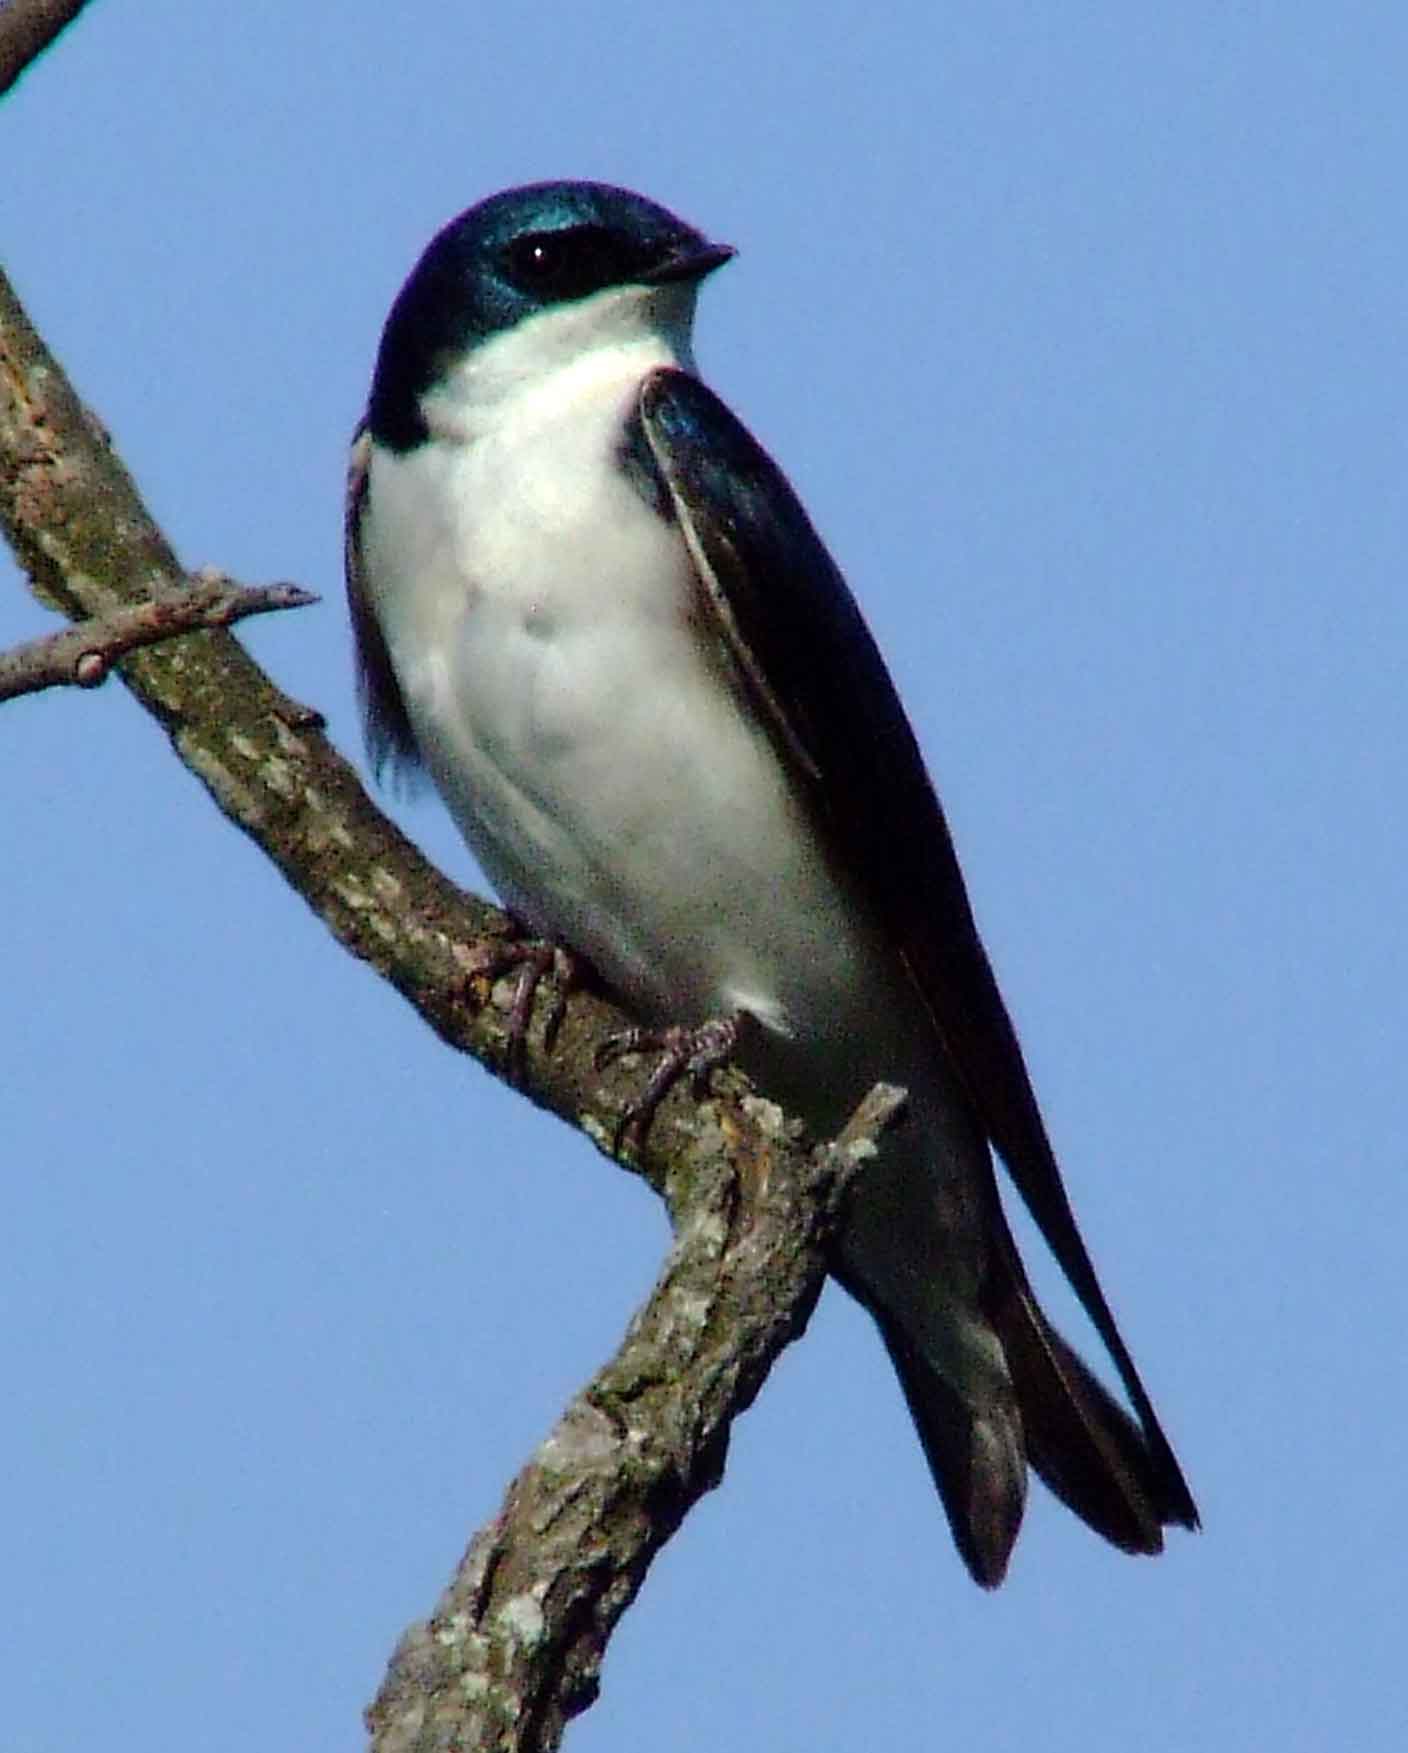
[346,180,1197,1585]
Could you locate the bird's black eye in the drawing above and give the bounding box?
[500,224,652,303]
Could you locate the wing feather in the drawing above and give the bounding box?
[635,367,1196,1530]
[345,423,422,781]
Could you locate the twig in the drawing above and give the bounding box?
[0,0,97,95]
[0,574,317,702]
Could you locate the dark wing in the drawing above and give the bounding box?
[345,422,422,782]
[634,367,1196,1529]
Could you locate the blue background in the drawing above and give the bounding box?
[4,4,1404,1748]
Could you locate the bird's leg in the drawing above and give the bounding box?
[462,928,581,1081]
[595,1014,743,1153]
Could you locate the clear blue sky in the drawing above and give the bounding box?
[3,4,1404,1748]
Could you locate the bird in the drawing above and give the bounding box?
[345,179,1197,1586]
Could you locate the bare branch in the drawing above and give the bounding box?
[0,0,97,95]
[0,265,896,1745]
[0,573,317,702]
[367,1083,906,1753]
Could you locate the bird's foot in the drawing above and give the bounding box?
[595,1014,742,1153]
[463,930,580,1082]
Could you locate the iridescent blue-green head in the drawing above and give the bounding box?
[368,181,734,450]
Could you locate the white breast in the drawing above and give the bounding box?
[358,307,943,1119]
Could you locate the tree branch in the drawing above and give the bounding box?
[0,572,316,701]
[367,1082,905,1753]
[0,0,97,95]
[0,265,897,1748]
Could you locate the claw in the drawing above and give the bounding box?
[464,934,578,1080]
[596,1015,741,1152]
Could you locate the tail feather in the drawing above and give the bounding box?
[984,1220,1200,1545]
[876,1313,1027,1588]
[871,1232,1195,1584]
[985,1267,1165,1555]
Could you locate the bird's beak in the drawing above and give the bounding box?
[644,242,737,285]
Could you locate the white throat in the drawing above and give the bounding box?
[420,281,702,444]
